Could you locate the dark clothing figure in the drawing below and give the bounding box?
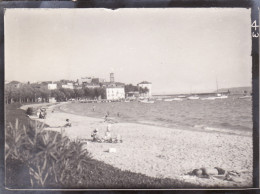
[190,167,242,182]
[39,111,46,119]
[64,119,72,127]
[91,129,101,142]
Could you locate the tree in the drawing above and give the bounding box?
[139,87,149,94]
[125,84,139,93]
[39,88,50,102]
[74,89,84,100]
[51,89,66,102]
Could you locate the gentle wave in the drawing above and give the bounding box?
[60,98,252,136]
[193,124,252,136]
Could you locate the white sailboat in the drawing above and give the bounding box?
[201,78,228,100]
[215,79,228,99]
[187,87,200,100]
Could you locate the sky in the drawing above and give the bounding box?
[5,8,251,94]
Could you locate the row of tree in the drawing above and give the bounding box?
[125,84,149,94]
[5,84,149,104]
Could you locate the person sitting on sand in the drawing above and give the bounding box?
[104,114,108,122]
[64,119,72,127]
[91,128,101,142]
[189,167,242,182]
[39,111,45,119]
[113,134,123,143]
[104,126,112,142]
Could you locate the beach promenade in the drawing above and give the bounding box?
[21,102,253,187]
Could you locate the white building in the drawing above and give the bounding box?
[85,83,100,89]
[49,97,57,103]
[138,81,152,97]
[47,83,57,90]
[106,86,125,100]
[61,83,74,89]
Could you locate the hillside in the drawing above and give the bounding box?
[216,86,252,94]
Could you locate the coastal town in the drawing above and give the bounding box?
[5,73,252,105]
[5,73,152,104]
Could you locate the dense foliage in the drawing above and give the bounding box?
[5,83,150,104]
[125,84,149,94]
[5,103,196,189]
[6,119,92,188]
[5,84,106,104]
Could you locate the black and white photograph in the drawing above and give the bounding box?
[3,4,258,190]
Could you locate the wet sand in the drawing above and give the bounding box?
[21,102,253,187]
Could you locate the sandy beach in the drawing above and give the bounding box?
[21,102,253,187]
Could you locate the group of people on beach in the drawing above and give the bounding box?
[37,108,47,119]
[91,124,123,143]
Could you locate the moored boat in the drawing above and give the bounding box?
[201,96,216,100]
[164,98,174,102]
[239,95,252,99]
[139,99,155,103]
[215,93,228,99]
[187,95,200,100]
[172,98,183,101]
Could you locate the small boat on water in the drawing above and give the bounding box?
[172,98,183,101]
[239,95,252,99]
[187,95,200,100]
[145,101,155,104]
[215,93,228,99]
[164,98,174,102]
[201,93,228,100]
[164,98,183,102]
[139,99,155,103]
[141,100,155,104]
[216,95,228,99]
[178,95,186,98]
[201,96,216,100]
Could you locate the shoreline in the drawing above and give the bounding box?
[21,102,253,187]
[57,102,252,137]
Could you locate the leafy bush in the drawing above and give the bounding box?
[5,104,197,189]
[26,107,34,116]
[5,119,91,188]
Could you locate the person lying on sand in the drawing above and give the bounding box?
[189,167,243,182]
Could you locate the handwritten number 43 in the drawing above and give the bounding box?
[251,21,259,38]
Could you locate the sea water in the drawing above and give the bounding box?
[61,96,252,136]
